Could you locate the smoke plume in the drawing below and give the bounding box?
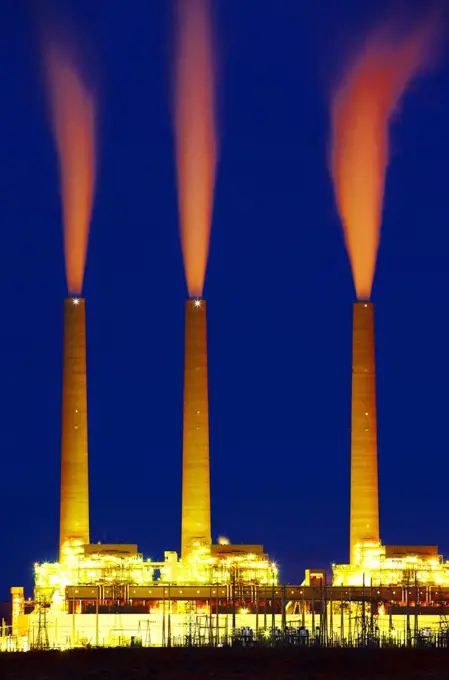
[44,39,96,296]
[174,0,217,298]
[330,18,437,299]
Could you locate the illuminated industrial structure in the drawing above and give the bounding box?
[60,297,90,562]
[331,301,449,591]
[3,0,449,651]
[333,544,449,587]
[6,293,449,651]
[5,289,280,651]
[181,298,211,559]
[6,282,449,653]
[350,302,379,566]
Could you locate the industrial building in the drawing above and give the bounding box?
[8,295,278,650]
[5,297,449,651]
[331,301,449,590]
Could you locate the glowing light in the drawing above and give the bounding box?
[194,299,202,308]
[72,297,80,306]
[44,38,96,296]
[218,536,230,546]
[174,0,217,298]
[330,16,437,299]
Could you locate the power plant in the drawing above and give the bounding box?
[5,293,449,652]
[4,0,449,655]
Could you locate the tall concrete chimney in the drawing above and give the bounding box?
[181,299,211,559]
[350,301,379,564]
[59,297,89,560]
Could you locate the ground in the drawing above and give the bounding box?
[1,647,449,679]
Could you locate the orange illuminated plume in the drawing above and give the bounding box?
[330,19,435,299]
[45,44,96,296]
[174,0,217,298]
[43,34,95,560]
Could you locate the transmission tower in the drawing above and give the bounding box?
[185,600,195,646]
[35,598,50,650]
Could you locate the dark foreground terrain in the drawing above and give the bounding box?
[1,647,449,680]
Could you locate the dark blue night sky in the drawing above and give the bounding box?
[0,0,449,598]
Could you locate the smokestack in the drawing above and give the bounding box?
[59,297,89,560]
[181,298,211,559]
[350,301,379,565]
